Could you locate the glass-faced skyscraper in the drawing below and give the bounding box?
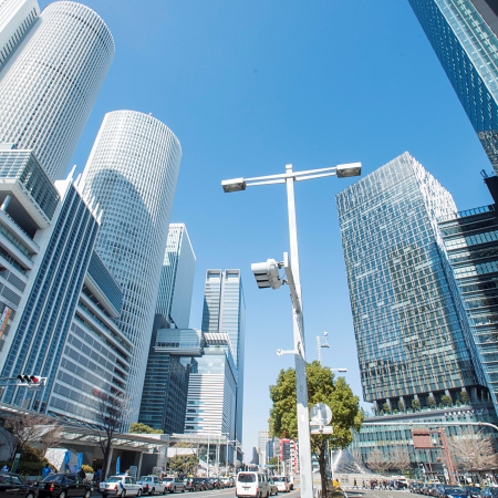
[336,152,485,412]
[186,269,245,443]
[156,223,196,329]
[409,0,498,173]
[0,1,114,181]
[81,110,182,420]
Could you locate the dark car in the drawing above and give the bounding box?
[436,486,467,498]
[463,487,482,498]
[0,473,39,498]
[38,474,92,498]
[482,488,498,498]
[183,478,204,492]
[208,479,223,490]
[200,479,212,491]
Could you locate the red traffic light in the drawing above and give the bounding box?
[17,374,41,383]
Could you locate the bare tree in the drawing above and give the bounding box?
[449,428,498,471]
[389,446,411,473]
[351,447,364,466]
[4,413,59,461]
[366,448,389,473]
[93,391,130,479]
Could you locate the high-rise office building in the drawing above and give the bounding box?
[156,223,196,329]
[81,110,182,419]
[0,0,39,72]
[438,174,498,418]
[337,152,498,471]
[408,0,498,173]
[337,152,484,409]
[185,269,245,443]
[0,1,114,181]
[258,430,269,466]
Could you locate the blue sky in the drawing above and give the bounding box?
[39,0,495,457]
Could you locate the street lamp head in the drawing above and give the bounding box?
[336,162,362,178]
[336,368,347,373]
[222,177,247,193]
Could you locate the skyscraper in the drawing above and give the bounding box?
[0,1,114,181]
[156,223,196,329]
[81,110,182,419]
[408,0,498,173]
[185,269,245,443]
[337,152,498,469]
[0,0,39,72]
[336,152,484,410]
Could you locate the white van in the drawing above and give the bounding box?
[236,471,270,498]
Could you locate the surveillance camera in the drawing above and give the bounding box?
[324,331,328,337]
[277,349,283,356]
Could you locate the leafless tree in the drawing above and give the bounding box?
[4,413,60,461]
[351,447,364,466]
[449,428,498,472]
[93,391,130,479]
[389,445,411,473]
[366,448,389,473]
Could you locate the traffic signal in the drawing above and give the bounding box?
[17,374,44,384]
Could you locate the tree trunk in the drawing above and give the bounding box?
[318,443,332,498]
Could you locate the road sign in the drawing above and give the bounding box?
[310,403,332,425]
[310,425,333,435]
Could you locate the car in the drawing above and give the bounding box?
[272,477,290,494]
[161,478,185,494]
[268,479,278,497]
[183,479,204,493]
[38,474,93,498]
[436,486,467,498]
[220,477,234,488]
[482,488,498,498]
[0,472,39,498]
[208,478,224,489]
[463,487,482,498]
[99,475,143,497]
[136,477,166,495]
[201,479,213,491]
[235,472,270,498]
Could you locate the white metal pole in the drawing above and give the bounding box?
[285,164,313,498]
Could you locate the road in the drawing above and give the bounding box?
[91,486,410,498]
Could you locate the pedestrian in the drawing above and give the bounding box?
[42,464,51,479]
[77,467,86,480]
[353,479,358,489]
[362,480,365,489]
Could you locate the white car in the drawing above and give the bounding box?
[136,476,167,495]
[100,475,143,497]
[272,477,290,493]
[161,477,186,493]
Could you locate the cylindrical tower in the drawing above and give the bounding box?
[0,1,114,181]
[81,110,182,419]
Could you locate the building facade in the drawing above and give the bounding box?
[408,0,498,173]
[0,0,114,181]
[438,175,498,417]
[156,223,196,330]
[200,269,246,443]
[337,152,498,474]
[0,0,39,72]
[81,110,182,420]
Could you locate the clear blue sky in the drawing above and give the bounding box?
[39,0,494,457]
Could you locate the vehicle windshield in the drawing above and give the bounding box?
[466,488,481,493]
[238,474,256,483]
[43,475,63,483]
[139,477,152,482]
[446,488,466,495]
[487,489,498,496]
[163,478,173,482]
[105,477,123,483]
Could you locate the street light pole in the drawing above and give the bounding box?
[222,161,361,498]
[284,164,314,498]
